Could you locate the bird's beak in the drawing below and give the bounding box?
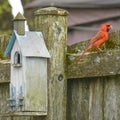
[109,25,112,30]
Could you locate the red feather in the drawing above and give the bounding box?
[73,24,112,64]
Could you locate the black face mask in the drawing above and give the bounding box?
[107,28,110,32]
[106,25,111,32]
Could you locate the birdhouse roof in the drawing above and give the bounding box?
[13,12,26,21]
[5,31,50,58]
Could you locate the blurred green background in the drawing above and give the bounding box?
[0,0,32,35]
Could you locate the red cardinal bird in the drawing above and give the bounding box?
[73,23,112,64]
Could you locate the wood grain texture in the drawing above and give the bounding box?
[67,78,103,120]
[0,35,10,53]
[67,76,120,120]
[34,7,68,120]
[68,49,120,79]
[104,76,120,120]
[67,30,120,79]
[0,60,10,82]
[0,84,9,113]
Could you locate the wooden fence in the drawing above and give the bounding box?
[0,7,120,120]
[67,31,120,120]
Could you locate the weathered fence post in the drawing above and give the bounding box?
[34,7,68,120]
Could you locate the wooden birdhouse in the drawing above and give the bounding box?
[5,13,50,115]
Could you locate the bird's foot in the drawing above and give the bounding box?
[97,48,103,52]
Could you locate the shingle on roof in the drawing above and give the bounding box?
[25,0,120,9]
[5,31,50,58]
[68,8,120,26]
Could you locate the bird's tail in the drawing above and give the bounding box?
[73,45,92,64]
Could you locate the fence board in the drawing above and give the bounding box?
[0,83,9,120]
[0,84,9,113]
[67,76,120,120]
[89,78,103,120]
[104,76,120,120]
[0,35,10,53]
[67,79,89,120]
[34,7,68,120]
[0,117,11,120]
[67,78,104,120]
[0,60,10,83]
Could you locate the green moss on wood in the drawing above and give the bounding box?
[34,7,68,120]
[105,31,120,49]
[67,31,120,65]
[67,49,120,79]
[35,7,69,16]
[67,31,120,55]
[0,51,6,60]
[13,12,26,21]
[0,51,10,60]
[0,34,10,60]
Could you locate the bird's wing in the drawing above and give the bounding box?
[90,31,105,44]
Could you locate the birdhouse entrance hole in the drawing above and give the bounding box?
[13,51,22,67]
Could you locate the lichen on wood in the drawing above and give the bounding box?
[34,7,68,120]
[67,31,120,55]
[34,7,69,16]
[67,30,120,79]
[0,60,10,82]
[0,34,10,60]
